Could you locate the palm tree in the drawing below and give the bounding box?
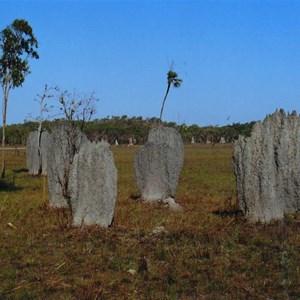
[159,70,182,122]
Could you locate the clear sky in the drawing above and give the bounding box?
[1,0,300,126]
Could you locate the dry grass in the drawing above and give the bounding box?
[0,144,299,299]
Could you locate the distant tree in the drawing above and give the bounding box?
[0,19,39,177]
[159,69,182,122]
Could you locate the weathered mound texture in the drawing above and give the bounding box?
[70,140,117,227]
[233,109,300,222]
[27,130,49,176]
[26,131,40,175]
[40,131,49,175]
[47,125,88,208]
[134,126,184,202]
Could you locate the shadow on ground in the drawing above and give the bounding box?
[13,168,28,174]
[213,208,243,218]
[0,171,25,191]
[0,180,22,191]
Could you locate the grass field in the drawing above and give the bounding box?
[0,144,299,299]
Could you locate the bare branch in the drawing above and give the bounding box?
[26,84,60,125]
[58,90,99,131]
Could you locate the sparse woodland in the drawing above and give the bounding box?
[2,117,255,146]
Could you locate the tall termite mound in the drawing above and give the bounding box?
[233,109,300,222]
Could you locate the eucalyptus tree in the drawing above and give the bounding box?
[159,69,182,122]
[0,19,39,177]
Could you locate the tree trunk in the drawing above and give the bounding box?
[37,122,42,175]
[159,83,171,122]
[1,85,9,178]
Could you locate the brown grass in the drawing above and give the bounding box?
[0,144,299,299]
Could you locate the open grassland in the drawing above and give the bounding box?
[0,144,299,299]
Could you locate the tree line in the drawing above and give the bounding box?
[2,116,255,146]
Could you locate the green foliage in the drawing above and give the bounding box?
[160,69,182,121]
[167,70,182,88]
[0,19,39,177]
[0,19,39,89]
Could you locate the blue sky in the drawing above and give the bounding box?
[1,0,300,126]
